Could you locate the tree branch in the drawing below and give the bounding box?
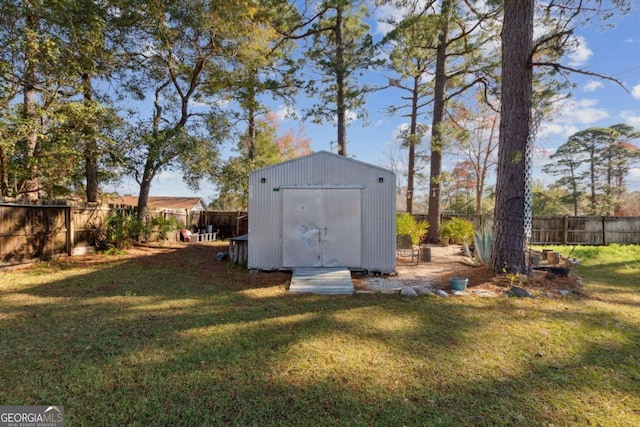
[531,62,628,92]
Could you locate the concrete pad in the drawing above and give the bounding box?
[289,268,354,295]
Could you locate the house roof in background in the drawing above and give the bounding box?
[110,195,207,211]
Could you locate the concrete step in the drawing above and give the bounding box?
[289,268,354,295]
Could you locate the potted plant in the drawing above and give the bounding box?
[440,218,474,246]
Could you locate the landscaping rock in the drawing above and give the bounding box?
[507,285,534,298]
[435,289,449,297]
[415,287,435,296]
[400,286,418,297]
[559,289,571,296]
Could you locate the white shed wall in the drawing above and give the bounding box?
[248,151,396,272]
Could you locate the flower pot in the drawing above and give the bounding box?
[449,276,468,291]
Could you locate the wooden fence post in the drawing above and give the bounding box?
[562,216,568,245]
[66,206,73,256]
[602,216,607,245]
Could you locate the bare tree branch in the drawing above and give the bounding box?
[531,62,628,92]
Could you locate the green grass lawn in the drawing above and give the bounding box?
[1,243,639,426]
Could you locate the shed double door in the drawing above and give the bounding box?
[282,188,361,268]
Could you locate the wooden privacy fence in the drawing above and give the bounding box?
[0,203,249,267]
[3,203,639,267]
[531,216,640,245]
[0,204,70,266]
[414,213,640,245]
[196,211,247,240]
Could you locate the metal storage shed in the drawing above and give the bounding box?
[248,150,396,273]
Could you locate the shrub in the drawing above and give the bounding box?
[396,212,429,244]
[104,210,145,249]
[440,217,474,245]
[151,215,178,241]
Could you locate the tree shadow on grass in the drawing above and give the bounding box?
[2,244,640,425]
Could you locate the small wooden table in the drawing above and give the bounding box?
[229,234,248,264]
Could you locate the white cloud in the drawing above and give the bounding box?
[632,84,640,100]
[532,146,554,168]
[344,109,358,124]
[538,124,579,141]
[628,168,640,190]
[620,111,640,129]
[272,105,299,122]
[571,107,609,124]
[330,109,358,125]
[374,4,398,35]
[560,99,609,124]
[568,36,593,66]
[374,0,438,35]
[572,98,598,108]
[392,123,410,140]
[214,98,231,108]
[538,123,578,139]
[583,80,603,93]
[537,98,608,143]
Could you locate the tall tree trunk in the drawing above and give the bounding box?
[0,147,8,197]
[476,173,484,214]
[22,0,40,201]
[425,0,450,243]
[247,104,256,160]
[137,158,155,225]
[406,77,420,213]
[335,5,347,156]
[477,115,498,214]
[490,0,534,274]
[82,73,99,203]
[245,79,258,160]
[589,151,597,213]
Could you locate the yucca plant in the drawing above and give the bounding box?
[463,226,492,266]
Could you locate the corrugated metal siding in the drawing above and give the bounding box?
[248,151,396,272]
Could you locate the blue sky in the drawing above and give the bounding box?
[118,4,640,202]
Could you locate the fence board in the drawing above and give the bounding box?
[0,204,68,266]
[414,213,640,245]
[3,203,639,268]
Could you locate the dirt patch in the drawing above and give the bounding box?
[23,241,582,297]
[354,244,584,297]
[37,241,291,290]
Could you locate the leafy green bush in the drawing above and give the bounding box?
[151,215,178,241]
[440,217,474,245]
[104,210,146,249]
[96,210,177,250]
[396,212,429,244]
